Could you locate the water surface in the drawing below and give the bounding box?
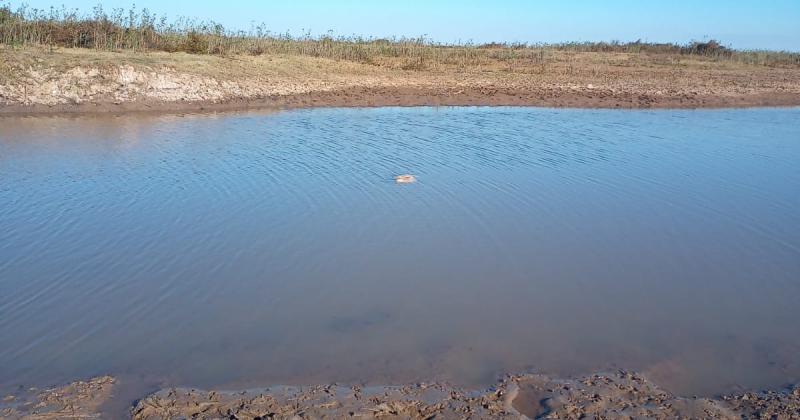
[1,107,799,396]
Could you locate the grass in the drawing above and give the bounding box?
[2,2,799,72]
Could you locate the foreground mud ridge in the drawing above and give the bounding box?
[2,45,800,114]
[2,371,799,419]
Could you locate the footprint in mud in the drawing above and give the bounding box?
[511,382,555,419]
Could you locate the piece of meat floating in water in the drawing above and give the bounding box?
[395,174,417,184]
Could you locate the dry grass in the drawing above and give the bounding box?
[2,2,799,73]
[4,43,798,95]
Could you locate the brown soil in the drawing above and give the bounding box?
[2,372,799,419]
[0,376,114,419]
[2,88,800,117]
[2,46,799,116]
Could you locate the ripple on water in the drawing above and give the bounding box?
[0,107,799,396]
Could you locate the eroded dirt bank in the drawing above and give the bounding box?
[2,371,799,419]
[2,46,800,116]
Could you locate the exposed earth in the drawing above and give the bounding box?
[2,46,800,115]
[2,371,799,419]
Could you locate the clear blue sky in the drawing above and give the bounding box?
[7,0,800,51]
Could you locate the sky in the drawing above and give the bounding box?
[7,0,800,51]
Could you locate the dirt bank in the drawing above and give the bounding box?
[2,46,800,116]
[2,371,799,419]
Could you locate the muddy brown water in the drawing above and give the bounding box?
[1,107,799,398]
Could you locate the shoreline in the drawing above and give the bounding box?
[2,370,798,419]
[3,46,800,118]
[3,88,800,117]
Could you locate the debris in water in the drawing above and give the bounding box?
[395,174,416,184]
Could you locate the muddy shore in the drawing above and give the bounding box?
[2,371,799,419]
[2,87,800,117]
[2,46,800,116]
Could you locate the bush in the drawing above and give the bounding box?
[0,2,797,67]
[182,31,205,54]
[0,6,11,25]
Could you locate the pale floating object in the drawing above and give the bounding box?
[394,174,417,184]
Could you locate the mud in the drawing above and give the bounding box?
[3,371,799,419]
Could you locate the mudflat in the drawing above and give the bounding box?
[2,45,800,115]
[2,371,799,419]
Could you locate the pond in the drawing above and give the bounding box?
[1,107,799,397]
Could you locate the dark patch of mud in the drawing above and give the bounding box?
[3,370,799,419]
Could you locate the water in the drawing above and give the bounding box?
[1,107,799,397]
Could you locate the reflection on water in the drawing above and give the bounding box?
[1,107,799,396]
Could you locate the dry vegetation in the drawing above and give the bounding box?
[1,3,800,112]
[3,2,799,70]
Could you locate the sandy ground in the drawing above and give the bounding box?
[1,46,800,115]
[2,371,799,419]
